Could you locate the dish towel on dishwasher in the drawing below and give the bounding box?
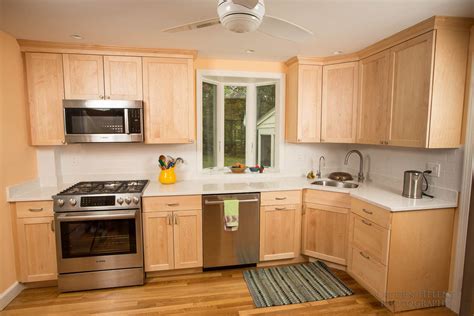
[224,199,239,231]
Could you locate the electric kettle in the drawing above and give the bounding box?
[402,170,432,199]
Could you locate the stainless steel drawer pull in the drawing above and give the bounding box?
[166,203,180,207]
[174,215,178,225]
[362,208,373,215]
[275,207,287,211]
[275,197,287,200]
[361,219,372,226]
[28,208,44,212]
[359,251,370,260]
[204,199,259,205]
[167,214,172,225]
[51,220,55,232]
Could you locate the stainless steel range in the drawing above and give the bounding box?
[52,180,148,292]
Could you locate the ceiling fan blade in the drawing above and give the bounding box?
[258,15,313,42]
[232,0,259,9]
[162,18,220,33]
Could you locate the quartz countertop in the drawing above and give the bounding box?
[7,177,458,212]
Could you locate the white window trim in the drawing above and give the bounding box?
[196,70,285,174]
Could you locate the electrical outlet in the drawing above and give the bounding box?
[426,162,441,177]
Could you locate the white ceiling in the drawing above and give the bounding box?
[1,0,473,61]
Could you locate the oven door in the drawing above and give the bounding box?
[55,209,143,274]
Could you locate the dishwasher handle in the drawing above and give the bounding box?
[204,198,259,205]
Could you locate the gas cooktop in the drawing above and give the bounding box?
[57,180,149,195]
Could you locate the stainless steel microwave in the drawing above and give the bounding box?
[63,100,144,143]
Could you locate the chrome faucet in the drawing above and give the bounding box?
[316,156,325,179]
[344,150,364,183]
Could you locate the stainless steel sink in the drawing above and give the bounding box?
[311,180,359,189]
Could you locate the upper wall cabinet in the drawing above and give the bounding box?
[357,51,390,145]
[104,56,143,100]
[321,62,358,143]
[386,30,469,148]
[143,57,195,144]
[286,63,322,143]
[63,54,143,100]
[63,54,105,99]
[25,53,66,145]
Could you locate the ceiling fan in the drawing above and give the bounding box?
[162,0,313,42]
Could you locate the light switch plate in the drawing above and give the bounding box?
[426,162,441,177]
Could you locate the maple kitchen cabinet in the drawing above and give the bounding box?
[142,195,202,272]
[25,52,66,145]
[142,57,195,144]
[259,191,302,261]
[321,62,358,143]
[302,190,350,266]
[285,62,322,143]
[63,54,142,100]
[11,201,57,282]
[358,28,470,148]
[347,198,455,312]
[357,51,390,145]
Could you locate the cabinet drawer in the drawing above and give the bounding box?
[16,201,54,218]
[351,198,391,229]
[304,190,350,208]
[260,190,301,206]
[349,246,387,299]
[350,214,390,265]
[143,195,201,212]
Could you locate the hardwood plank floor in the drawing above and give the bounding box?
[1,268,455,315]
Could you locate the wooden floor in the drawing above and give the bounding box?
[2,268,455,315]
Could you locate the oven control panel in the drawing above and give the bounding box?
[81,196,116,207]
[53,194,142,212]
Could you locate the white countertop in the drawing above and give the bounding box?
[7,177,458,212]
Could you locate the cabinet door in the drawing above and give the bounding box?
[143,211,174,271]
[387,31,435,147]
[16,217,57,282]
[63,54,105,99]
[321,62,358,143]
[143,57,194,144]
[173,210,203,269]
[25,53,65,145]
[104,56,143,100]
[302,203,349,265]
[357,51,390,145]
[297,64,322,142]
[260,205,301,261]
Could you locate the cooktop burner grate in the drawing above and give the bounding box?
[58,180,149,195]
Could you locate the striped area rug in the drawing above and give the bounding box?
[243,261,353,308]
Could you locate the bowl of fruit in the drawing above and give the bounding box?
[230,163,247,174]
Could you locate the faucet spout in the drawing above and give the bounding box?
[344,150,364,183]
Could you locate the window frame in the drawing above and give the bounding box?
[196,70,285,174]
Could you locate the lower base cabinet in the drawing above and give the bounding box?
[348,198,455,312]
[143,196,202,272]
[12,201,58,282]
[301,190,350,265]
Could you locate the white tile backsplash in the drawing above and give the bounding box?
[36,142,464,195]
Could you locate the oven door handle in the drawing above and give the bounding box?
[56,210,137,222]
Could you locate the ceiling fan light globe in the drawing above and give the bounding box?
[217,0,265,34]
[221,14,262,33]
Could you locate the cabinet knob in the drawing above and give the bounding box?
[61,140,66,145]
[107,96,111,99]
[384,141,389,145]
[380,140,384,144]
[99,95,104,99]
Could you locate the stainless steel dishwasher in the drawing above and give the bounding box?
[202,193,260,268]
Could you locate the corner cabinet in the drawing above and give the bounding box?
[12,201,57,282]
[259,191,302,261]
[321,62,358,143]
[142,195,202,272]
[302,190,350,265]
[285,63,322,143]
[347,198,455,312]
[143,57,195,144]
[25,53,65,145]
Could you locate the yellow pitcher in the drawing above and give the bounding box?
[159,167,176,184]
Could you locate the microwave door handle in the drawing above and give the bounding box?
[124,108,130,134]
[56,210,137,222]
